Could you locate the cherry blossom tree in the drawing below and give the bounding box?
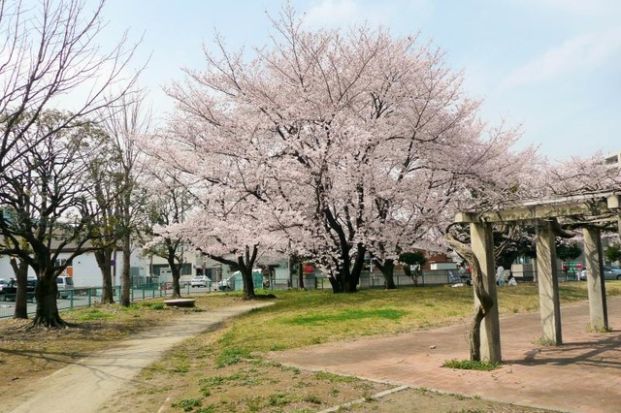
[158,8,533,295]
[141,168,193,298]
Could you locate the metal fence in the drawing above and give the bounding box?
[275,270,589,291]
[275,270,466,290]
[1,272,590,318]
[0,283,213,319]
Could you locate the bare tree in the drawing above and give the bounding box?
[0,0,139,185]
[83,126,122,304]
[101,94,149,307]
[0,112,107,327]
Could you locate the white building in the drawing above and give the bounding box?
[1,240,294,288]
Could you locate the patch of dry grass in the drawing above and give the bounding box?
[0,293,241,395]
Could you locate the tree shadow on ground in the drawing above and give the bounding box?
[509,331,621,369]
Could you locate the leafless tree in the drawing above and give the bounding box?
[0,0,140,187]
[0,112,108,327]
[101,93,150,307]
[83,126,122,304]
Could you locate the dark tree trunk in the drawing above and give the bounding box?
[241,266,256,299]
[328,273,343,293]
[32,271,66,328]
[329,244,366,293]
[346,243,366,292]
[168,249,182,299]
[120,233,131,307]
[297,258,305,289]
[238,245,258,300]
[375,259,396,289]
[10,258,29,319]
[95,249,115,304]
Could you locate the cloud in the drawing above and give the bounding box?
[500,27,621,89]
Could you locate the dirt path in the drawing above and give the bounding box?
[270,296,621,413]
[4,302,272,413]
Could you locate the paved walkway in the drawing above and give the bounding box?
[270,296,621,413]
[4,302,272,413]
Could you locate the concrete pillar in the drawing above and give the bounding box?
[583,226,608,331]
[470,222,501,362]
[536,221,562,345]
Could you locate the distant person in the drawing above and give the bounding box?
[507,274,517,286]
[496,265,505,286]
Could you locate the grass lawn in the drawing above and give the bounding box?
[100,282,619,413]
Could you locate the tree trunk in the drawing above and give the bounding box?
[343,272,357,292]
[10,258,29,319]
[95,249,115,304]
[239,245,257,300]
[297,258,305,289]
[168,252,182,299]
[241,266,256,299]
[375,259,396,289]
[120,233,131,307]
[447,232,494,361]
[344,244,366,293]
[328,269,344,293]
[32,272,66,328]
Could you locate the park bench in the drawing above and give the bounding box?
[164,298,196,308]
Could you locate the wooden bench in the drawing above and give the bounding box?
[164,298,196,308]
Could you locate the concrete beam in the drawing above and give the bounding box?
[455,199,612,224]
[536,221,562,345]
[583,226,608,331]
[470,222,501,363]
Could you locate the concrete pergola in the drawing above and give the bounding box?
[455,192,621,363]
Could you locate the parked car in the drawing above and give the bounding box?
[604,266,621,280]
[579,269,587,281]
[1,278,36,302]
[56,275,74,299]
[578,267,621,281]
[449,270,472,285]
[190,275,211,288]
[217,275,235,291]
[217,269,263,291]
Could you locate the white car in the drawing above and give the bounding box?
[190,275,211,288]
[56,275,74,299]
[217,275,234,291]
